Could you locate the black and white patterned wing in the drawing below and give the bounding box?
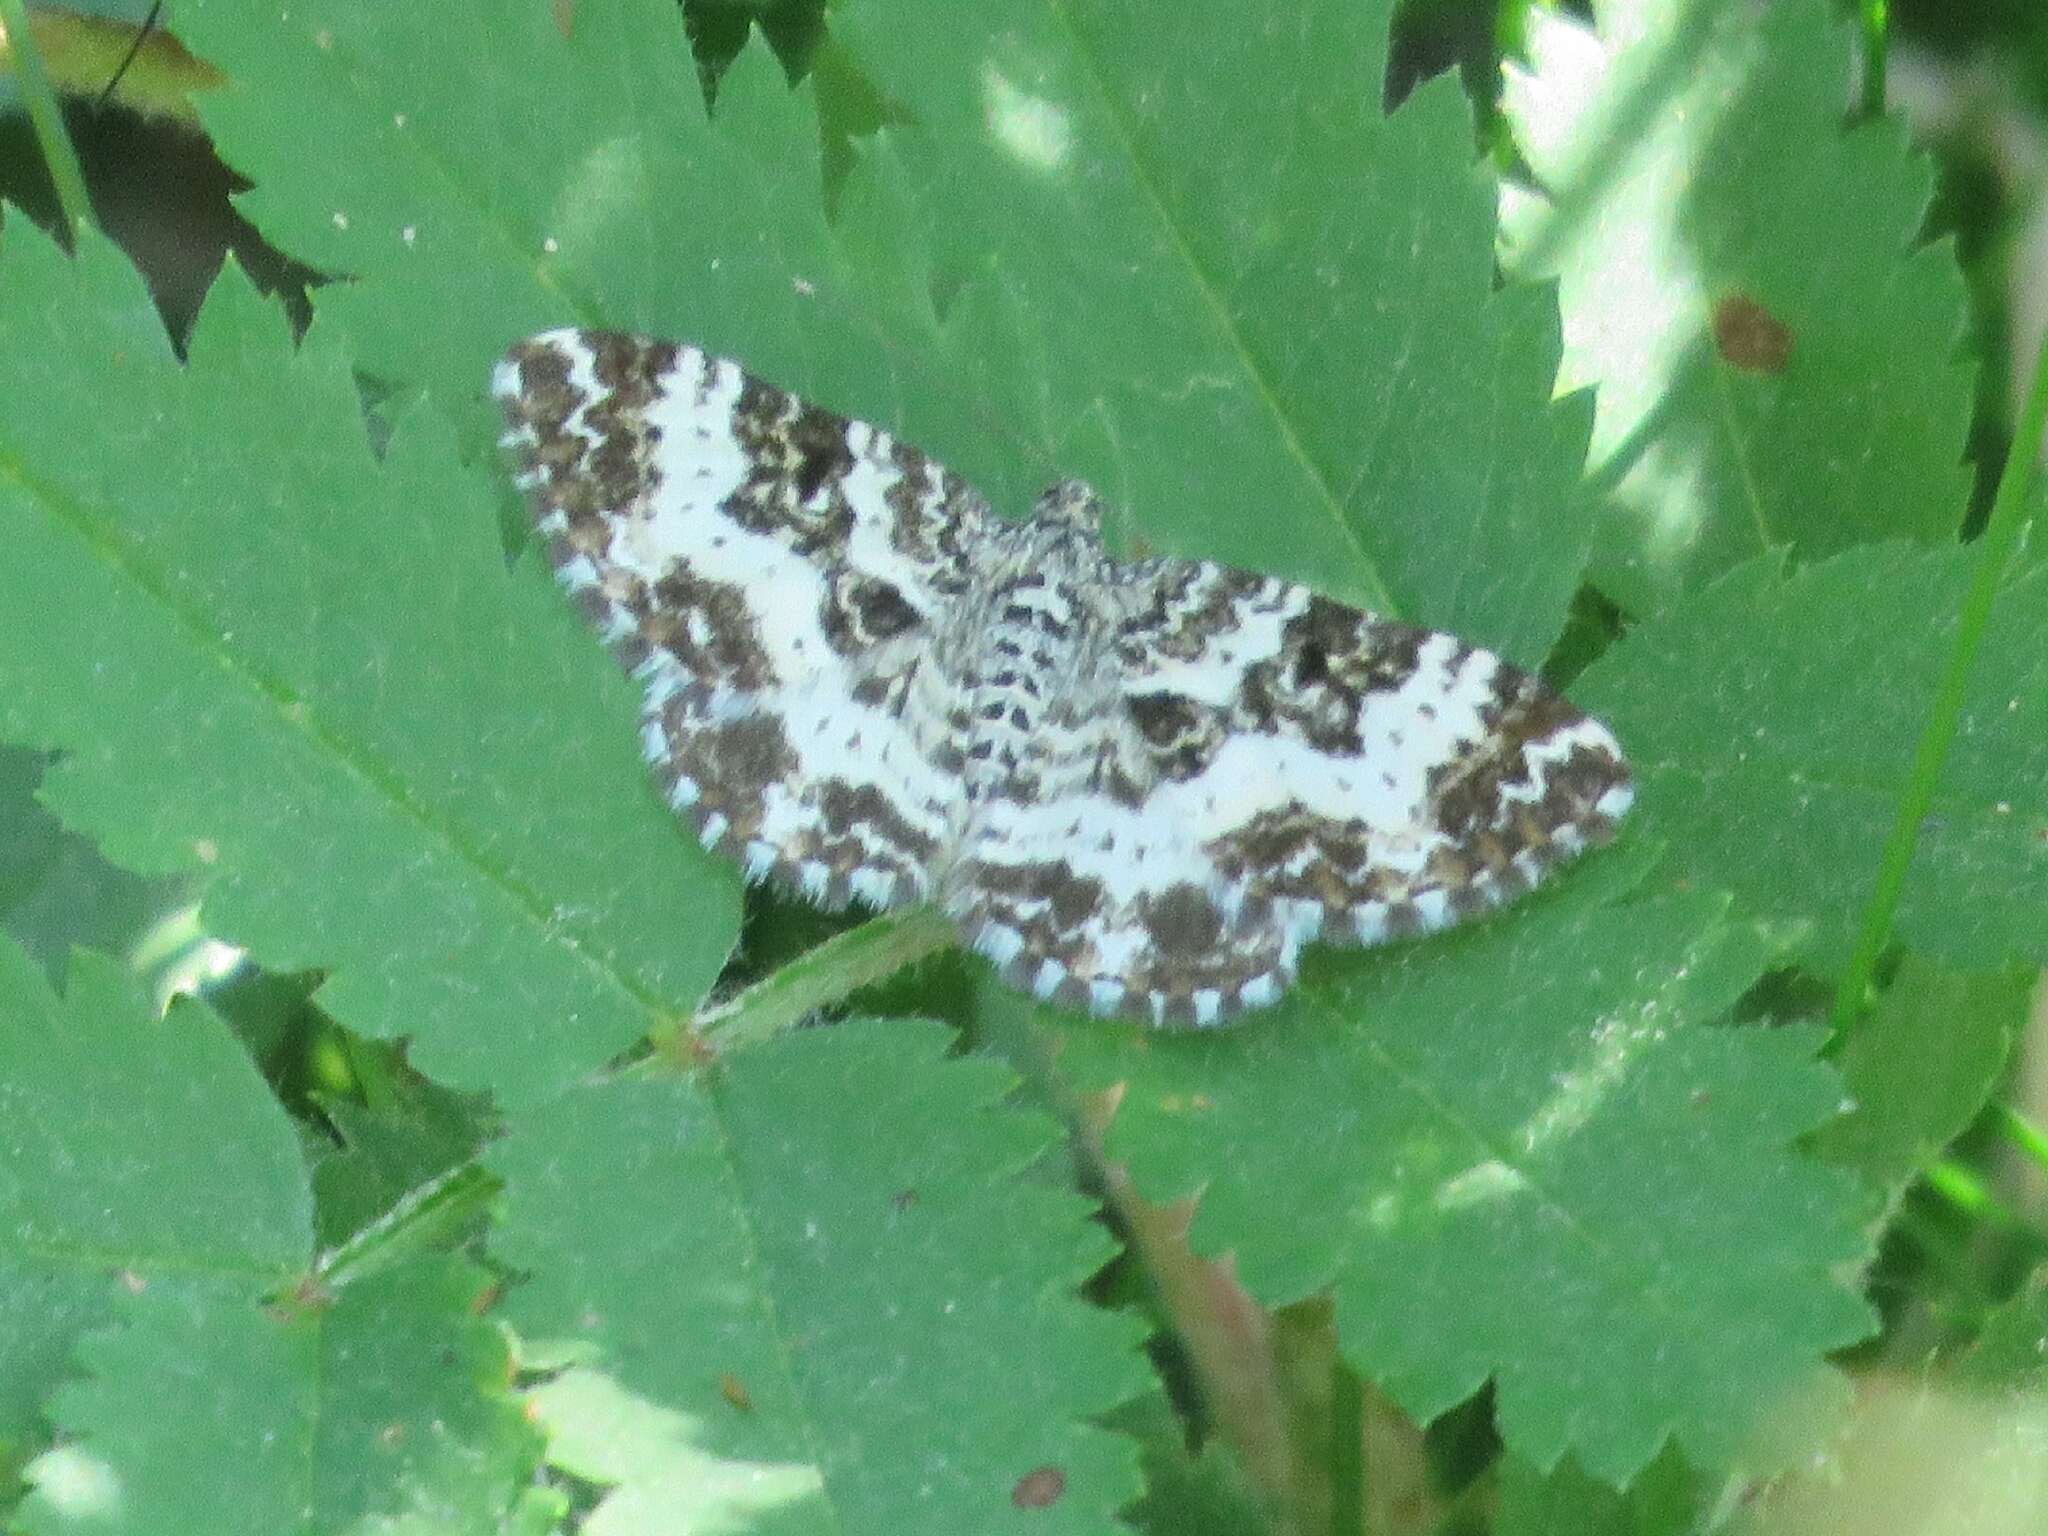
[952,561,1632,1027]
[493,329,980,910]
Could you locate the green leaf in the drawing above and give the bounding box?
[489,1019,1148,1533]
[176,0,1593,663]
[0,940,309,1471]
[1109,1394,1270,1536]
[22,1258,538,1536]
[1501,0,1972,613]
[1493,1446,1700,1536]
[3,0,1957,1517]
[0,224,733,1106]
[1809,957,2025,1200]
[833,0,1596,662]
[1957,1267,2048,1394]
[0,943,538,1527]
[1047,885,1873,1483]
[1580,545,2048,975]
[172,0,1021,496]
[0,747,170,986]
[309,1067,494,1254]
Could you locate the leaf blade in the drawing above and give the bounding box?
[1051,887,1873,1482]
[1502,0,1973,612]
[0,941,310,1463]
[831,0,1596,660]
[0,226,734,1106]
[23,1258,539,1536]
[489,1020,1148,1533]
[1581,545,2048,975]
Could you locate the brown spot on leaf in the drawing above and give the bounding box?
[1012,1464,1066,1509]
[719,1372,755,1413]
[270,1273,334,1319]
[1713,293,1793,374]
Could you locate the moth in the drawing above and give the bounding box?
[494,330,1631,1025]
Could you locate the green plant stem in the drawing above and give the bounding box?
[0,0,96,235]
[1859,1,1888,122]
[675,906,959,1057]
[1827,333,2048,1042]
[1992,1104,2048,1179]
[1923,1159,2022,1232]
[315,1161,502,1289]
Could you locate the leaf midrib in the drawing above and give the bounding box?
[1045,0,1398,616]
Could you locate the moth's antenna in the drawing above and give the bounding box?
[94,1,164,113]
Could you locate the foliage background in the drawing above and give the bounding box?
[1,0,2046,1532]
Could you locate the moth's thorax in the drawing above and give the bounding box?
[932,504,1123,803]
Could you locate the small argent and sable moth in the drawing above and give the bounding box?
[493,330,1632,1027]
